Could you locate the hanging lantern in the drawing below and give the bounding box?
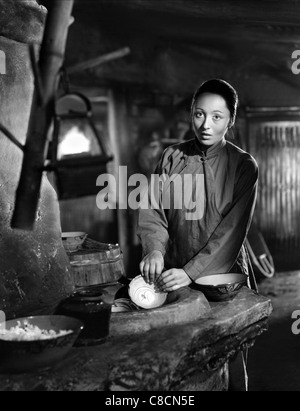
[48,92,113,200]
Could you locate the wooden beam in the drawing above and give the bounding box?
[161,25,300,47]
[74,1,300,46]
[68,47,131,74]
[98,0,300,26]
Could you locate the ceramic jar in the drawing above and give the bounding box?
[56,286,112,346]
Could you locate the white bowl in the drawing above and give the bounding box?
[128,275,167,310]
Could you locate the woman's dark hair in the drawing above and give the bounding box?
[191,79,238,127]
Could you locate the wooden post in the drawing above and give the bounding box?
[11,0,74,230]
[108,88,133,273]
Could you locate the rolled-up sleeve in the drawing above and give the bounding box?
[183,156,259,280]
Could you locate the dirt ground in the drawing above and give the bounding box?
[247,271,300,391]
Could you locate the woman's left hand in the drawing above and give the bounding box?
[156,269,192,292]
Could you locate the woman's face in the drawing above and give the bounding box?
[192,92,231,147]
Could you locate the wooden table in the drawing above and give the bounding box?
[0,288,272,391]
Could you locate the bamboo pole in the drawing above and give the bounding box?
[11,0,74,230]
[108,89,131,273]
[68,47,131,74]
[295,127,300,249]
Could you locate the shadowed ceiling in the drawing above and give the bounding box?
[40,0,300,103]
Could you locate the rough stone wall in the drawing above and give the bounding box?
[0,0,46,44]
[0,0,73,318]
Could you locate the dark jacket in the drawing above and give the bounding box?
[137,137,258,281]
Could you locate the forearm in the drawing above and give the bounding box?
[137,208,169,257]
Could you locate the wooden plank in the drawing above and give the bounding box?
[247,117,300,265]
[68,47,131,74]
[75,1,300,45]
[99,0,300,25]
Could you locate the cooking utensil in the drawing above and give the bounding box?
[194,273,248,302]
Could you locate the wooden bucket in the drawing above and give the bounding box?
[67,238,126,287]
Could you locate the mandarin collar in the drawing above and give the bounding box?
[194,137,227,159]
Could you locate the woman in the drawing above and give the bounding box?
[137,79,258,392]
[138,78,258,293]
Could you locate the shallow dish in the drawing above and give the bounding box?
[129,275,168,309]
[194,273,248,302]
[0,315,84,374]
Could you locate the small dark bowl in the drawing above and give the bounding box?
[194,273,248,302]
[0,315,84,374]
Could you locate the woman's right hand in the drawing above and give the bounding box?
[139,251,164,285]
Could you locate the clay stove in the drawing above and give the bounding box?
[0,0,73,319]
